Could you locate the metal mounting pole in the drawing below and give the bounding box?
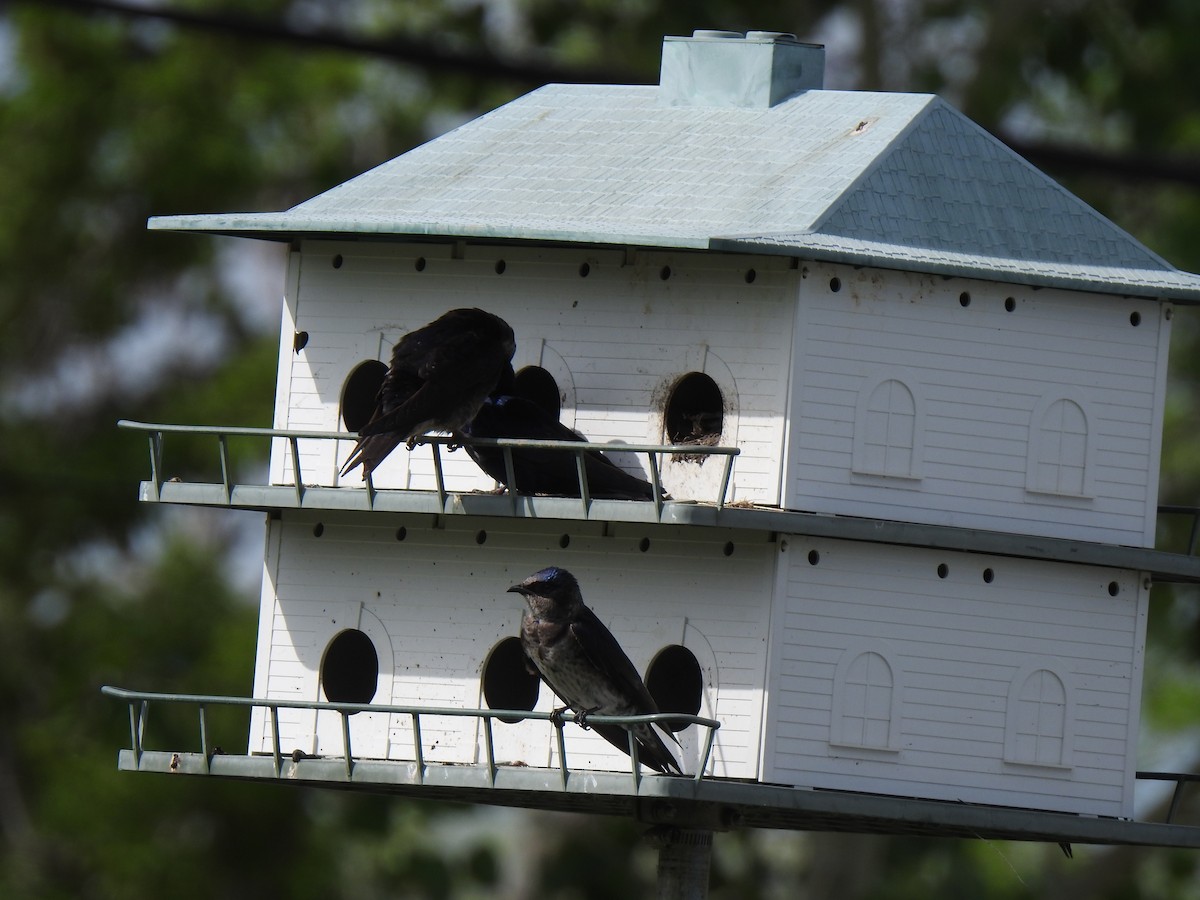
[648,826,713,900]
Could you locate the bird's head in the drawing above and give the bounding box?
[507,566,582,616]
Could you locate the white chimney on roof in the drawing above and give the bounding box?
[658,30,825,109]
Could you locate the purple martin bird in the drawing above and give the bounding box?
[508,567,683,775]
[341,308,516,479]
[458,389,663,500]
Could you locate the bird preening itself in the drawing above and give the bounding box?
[340,308,516,479]
[508,566,683,775]
[458,372,663,501]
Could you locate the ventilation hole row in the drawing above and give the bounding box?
[824,277,1142,324]
[343,250,1140,326]
[370,524,736,558]
[316,522,488,545]
[805,550,1027,589]
[935,562,994,582]
[331,253,773,287]
[408,257,511,274]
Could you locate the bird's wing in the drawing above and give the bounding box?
[583,454,657,500]
[408,309,514,387]
[567,608,659,714]
[459,396,579,490]
[463,397,657,499]
[486,398,584,441]
[359,344,506,440]
[361,309,513,435]
[373,365,424,420]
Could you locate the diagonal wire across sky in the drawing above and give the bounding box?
[20,0,1200,190]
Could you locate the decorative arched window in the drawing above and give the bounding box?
[830,644,902,752]
[1004,665,1073,768]
[1027,393,1093,498]
[852,372,923,480]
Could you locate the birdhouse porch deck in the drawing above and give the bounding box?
[109,414,1200,846]
[101,682,1200,849]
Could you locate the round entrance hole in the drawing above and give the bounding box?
[513,365,561,419]
[340,360,388,432]
[665,372,723,446]
[481,636,541,723]
[645,644,704,733]
[320,629,379,707]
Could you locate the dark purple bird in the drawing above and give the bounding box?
[508,567,683,775]
[341,308,515,479]
[458,391,662,500]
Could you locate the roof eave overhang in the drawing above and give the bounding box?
[146,214,713,252]
[712,234,1200,304]
[148,214,1200,304]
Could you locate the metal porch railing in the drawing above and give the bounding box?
[101,686,721,790]
[116,420,740,515]
[102,687,1200,845]
[1136,771,1200,824]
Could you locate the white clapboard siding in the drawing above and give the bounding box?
[763,536,1146,817]
[269,241,796,504]
[785,263,1169,547]
[248,511,775,778]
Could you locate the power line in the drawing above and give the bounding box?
[999,134,1200,190]
[16,0,1200,189]
[23,0,645,86]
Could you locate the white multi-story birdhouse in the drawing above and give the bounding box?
[112,31,1200,847]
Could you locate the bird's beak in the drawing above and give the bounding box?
[507,584,529,596]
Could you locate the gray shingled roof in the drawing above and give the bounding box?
[149,82,1200,302]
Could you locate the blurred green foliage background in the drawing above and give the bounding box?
[3,2,1200,897]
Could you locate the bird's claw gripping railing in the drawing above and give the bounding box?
[117,420,740,515]
[101,686,721,791]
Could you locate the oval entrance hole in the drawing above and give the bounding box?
[665,372,723,446]
[513,365,561,419]
[320,628,379,707]
[340,360,388,432]
[482,636,541,723]
[645,644,704,733]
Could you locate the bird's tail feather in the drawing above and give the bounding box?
[592,723,683,775]
[340,434,404,480]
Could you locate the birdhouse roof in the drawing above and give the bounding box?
[150,80,1200,302]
